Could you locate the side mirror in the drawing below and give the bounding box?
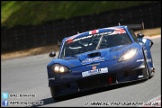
[49,51,56,57]
[137,33,144,38]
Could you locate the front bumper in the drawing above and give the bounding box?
[48,63,145,97]
[48,58,145,86]
[47,49,147,97]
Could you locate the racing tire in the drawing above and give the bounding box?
[143,58,150,80]
[142,50,150,80]
[149,59,155,79]
[50,86,59,101]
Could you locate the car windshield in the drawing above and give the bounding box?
[60,30,132,58]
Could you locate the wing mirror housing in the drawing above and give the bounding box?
[49,51,56,57]
[137,33,144,38]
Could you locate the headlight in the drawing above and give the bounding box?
[118,48,137,62]
[51,64,69,73]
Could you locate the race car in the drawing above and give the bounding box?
[47,24,155,100]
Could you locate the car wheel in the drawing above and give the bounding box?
[149,58,155,78]
[50,86,58,101]
[149,69,154,78]
[142,50,150,80]
[143,58,150,79]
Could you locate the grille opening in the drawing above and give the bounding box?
[108,77,113,84]
[77,74,116,89]
[88,52,101,58]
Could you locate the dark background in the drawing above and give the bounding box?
[1,2,161,53]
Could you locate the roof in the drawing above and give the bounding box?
[63,26,128,43]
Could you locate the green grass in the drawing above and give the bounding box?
[1,1,158,28]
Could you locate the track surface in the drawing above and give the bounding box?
[1,36,161,107]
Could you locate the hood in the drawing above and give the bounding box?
[78,45,128,65]
[48,45,128,68]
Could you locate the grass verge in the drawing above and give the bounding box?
[1,1,157,28]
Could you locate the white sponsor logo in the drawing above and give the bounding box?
[82,67,108,77]
[136,59,144,62]
[82,57,105,64]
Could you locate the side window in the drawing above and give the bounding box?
[129,29,138,42]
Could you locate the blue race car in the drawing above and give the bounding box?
[47,24,155,100]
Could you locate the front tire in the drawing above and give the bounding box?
[142,49,150,80]
[50,86,58,101]
[149,59,155,78]
[143,58,150,79]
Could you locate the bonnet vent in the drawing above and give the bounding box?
[88,52,101,58]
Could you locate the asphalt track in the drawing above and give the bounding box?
[1,36,161,107]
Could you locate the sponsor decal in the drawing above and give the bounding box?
[82,57,105,65]
[88,66,97,73]
[82,67,108,77]
[136,59,151,62]
[109,28,126,35]
[66,29,123,44]
[89,30,99,35]
[88,69,98,74]
[73,32,109,42]
[66,34,80,43]
[136,59,144,62]
[73,35,93,42]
